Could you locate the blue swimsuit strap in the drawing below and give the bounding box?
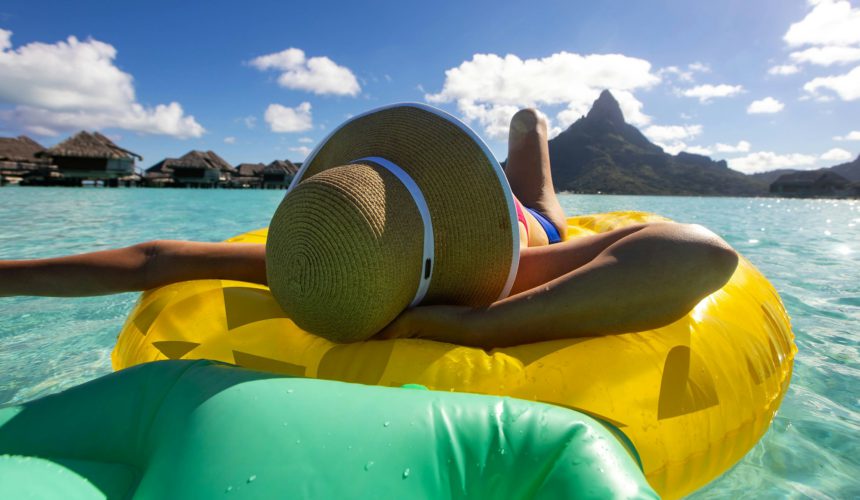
[524,206,562,244]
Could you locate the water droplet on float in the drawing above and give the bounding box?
[247,475,256,483]
[287,389,294,394]
[295,439,301,445]
[365,461,375,471]
[225,485,233,492]
[402,468,411,479]
[383,421,390,427]
[499,447,506,455]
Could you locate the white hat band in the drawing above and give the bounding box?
[354,156,434,307]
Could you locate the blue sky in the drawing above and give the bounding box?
[0,0,858,173]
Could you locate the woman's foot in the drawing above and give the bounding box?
[504,109,567,240]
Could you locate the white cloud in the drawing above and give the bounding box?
[747,97,785,114]
[643,124,703,155]
[425,52,660,139]
[659,66,689,81]
[289,145,312,158]
[242,116,257,129]
[784,0,860,48]
[454,101,521,140]
[803,65,860,100]
[660,142,688,155]
[651,137,751,158]
[790,46,860,66]
[821,147,853,161]
[265,102,313,132]
[609,90,652,127]
[0,29,203,138]
[224,136,236,144]
[768,64,800,75]
[728,151,817,174]
[298,136,314,143]
[715,140,752,153]
[680,84,744,103]
[833,130,860,141]
[659,62,710,83]
[0,29,10,51]
[688,62,710,73]
[249,48,360,96]
[685,145,713,155]
[643,124,702,143]
[778,2,860,101]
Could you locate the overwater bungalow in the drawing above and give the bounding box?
[36,132,142,186]
[262,160,298,189]
[146,151,235,188]
[232,163,266,188]
[0,136,56,185]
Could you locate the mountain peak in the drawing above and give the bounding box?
[586,90,625,125]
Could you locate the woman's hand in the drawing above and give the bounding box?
[375,305,490,348]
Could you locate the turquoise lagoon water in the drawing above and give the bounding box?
[0,187,857,498]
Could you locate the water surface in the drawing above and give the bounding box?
[0,187,857,498]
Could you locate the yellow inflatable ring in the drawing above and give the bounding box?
[113,211,795,498]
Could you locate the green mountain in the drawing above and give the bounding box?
[830,155,860,181]
[546,90,768,195]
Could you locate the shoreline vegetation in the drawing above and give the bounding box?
[2,92,858,198]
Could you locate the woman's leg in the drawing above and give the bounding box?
[504,108,567,239]
[0,241,266,297]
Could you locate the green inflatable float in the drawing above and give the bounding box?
[0,360,656,499]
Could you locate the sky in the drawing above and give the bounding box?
[0,0,858,174]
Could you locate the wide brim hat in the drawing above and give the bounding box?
[266,103,520,342]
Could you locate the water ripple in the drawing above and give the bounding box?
[0,189,857,497]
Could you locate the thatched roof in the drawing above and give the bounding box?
[171,150,234,172]
[147,150,234,173]
[146,158,173,174]
[236,162,266,177]
[0,136,47,162]
[265,159,299,174]
[39,131,142,161]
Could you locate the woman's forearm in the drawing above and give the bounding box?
[474,223,738,348]
[0,241,266,297]
[381,223,738,349]
[0,244,153,297]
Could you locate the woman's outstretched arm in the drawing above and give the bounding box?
[378,222,739,349]
[0,241,266,297]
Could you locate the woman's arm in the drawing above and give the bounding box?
[378,222,738,349]
[0,241,266,297]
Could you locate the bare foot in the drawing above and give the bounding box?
[504,108,567,238]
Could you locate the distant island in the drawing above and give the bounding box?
[1,92,858,197]
[541,90,859,198]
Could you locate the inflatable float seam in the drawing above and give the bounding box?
[136,360,201,461]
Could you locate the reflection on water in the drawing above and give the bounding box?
[0,188,858,498]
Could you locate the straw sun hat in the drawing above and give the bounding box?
[266,103,520,343]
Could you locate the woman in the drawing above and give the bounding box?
[0,109,738,349]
